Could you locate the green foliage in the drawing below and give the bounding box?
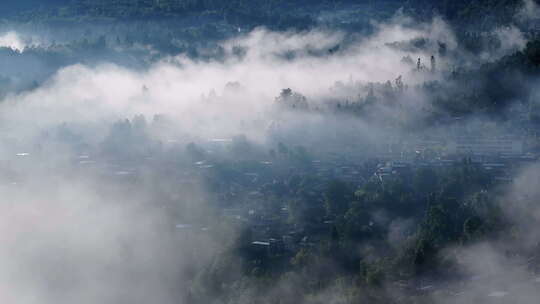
[291,248,313,268]
[525,40,540,67]
[324,179,352,218]
[406,0,525,28]
[8,0,318,30]
[287,196,325,226]
[342,201,373,241]
[363,263,386,287]
[191,155,513,303]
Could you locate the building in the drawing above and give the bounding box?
[447,138,523,156]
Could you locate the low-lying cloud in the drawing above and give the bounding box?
[0,31,26,51]
[0,11,537,304]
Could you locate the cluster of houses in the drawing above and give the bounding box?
[374,136,536,183]
[3,128,537,261]
[222,135,538,257]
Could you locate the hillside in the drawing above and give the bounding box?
[3,0,534,30]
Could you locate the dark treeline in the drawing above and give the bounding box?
[3,0,535,30]
[405,0,525,26]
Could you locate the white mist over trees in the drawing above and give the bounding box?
[0,1,539,304]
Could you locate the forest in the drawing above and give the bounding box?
[0,1,540,304]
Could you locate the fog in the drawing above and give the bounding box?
[0,31,27,51]
[518,0,540,22]
[0,6,538,304]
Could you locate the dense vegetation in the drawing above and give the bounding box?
[406,0,525,26]
[1,1,540,303]
[3,0,534,31]
[188,161,509,303]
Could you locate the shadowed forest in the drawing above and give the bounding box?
[1,1,540,304]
